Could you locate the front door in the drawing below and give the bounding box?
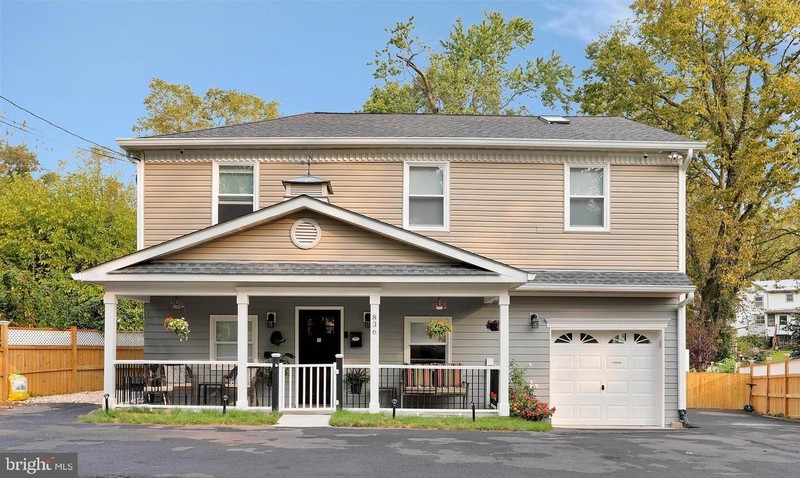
[297,308,342,405]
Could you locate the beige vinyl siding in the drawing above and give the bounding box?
[162,211,450,263]
[508,296,679,425]
[141,155,679,271]
[424,163,679,270]
[260,162,403,226]
[143,162,212,247]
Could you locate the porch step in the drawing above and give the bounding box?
[276,413,332,428]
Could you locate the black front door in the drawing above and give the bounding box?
[297,309,341,405]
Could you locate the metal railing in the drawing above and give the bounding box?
[114,361,237,407]
[280,363,337,411]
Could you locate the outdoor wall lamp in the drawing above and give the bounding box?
[266,312,277,328]
[530,314,539,329]
[363,312,370,328]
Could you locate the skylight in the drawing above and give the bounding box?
[538,115,570,124]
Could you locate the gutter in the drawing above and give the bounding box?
[117,136,708,153]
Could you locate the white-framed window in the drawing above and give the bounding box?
[755,314,766,325]
[209,315,258,361]
[403,162,449,230]
[767,315,776,327]
[779,315,789,326]
[212,163,258,224]
[565,164,610,231]
[404,316,451,364]
[754,295,764,308]
[786,293,794,302]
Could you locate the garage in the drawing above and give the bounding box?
[550,330,662,427]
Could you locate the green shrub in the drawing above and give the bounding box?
[715,356,738,373]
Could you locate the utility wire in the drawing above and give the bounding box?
[0,118,128,163]
[0,95,129,159]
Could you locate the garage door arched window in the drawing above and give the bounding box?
[579,333,598,344]
[554,333,573,343]
[633,333,651,344]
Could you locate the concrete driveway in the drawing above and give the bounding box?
[1,404,798,477]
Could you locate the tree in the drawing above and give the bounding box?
[363,11,574,115]
[0,149,141,329]
[0,140,39,176]
[577,0,800,362]
[133,78,280,135]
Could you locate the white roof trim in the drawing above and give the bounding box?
[117,136,707,152]
[74,195,527,283]
[545,317,670,330]
[514,283,695,294]
[93,274,511,284]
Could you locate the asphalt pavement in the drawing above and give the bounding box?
[1,404,798,477]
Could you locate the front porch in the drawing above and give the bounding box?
[103,290,511,415]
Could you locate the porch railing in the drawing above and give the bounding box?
[114,361,239,407]
[341,364,499,411]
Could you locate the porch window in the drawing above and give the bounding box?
[209,315,258,361]
[565,165,609,231]
[214,164,257,224]
[404,317,451,364]
[404,163,448,230]
[767,315,776,327]
[754,314,766,325]
[779,315,788,326]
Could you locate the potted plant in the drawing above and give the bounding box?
[344,368,369,394]
[425,319,452,340]
[163,317,190,341]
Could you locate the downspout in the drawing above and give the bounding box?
[677,148,694,426]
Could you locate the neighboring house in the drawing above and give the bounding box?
[74,113,703,427]
[736,279,800,347]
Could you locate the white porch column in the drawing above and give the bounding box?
[103,292,118,409]
[368,294,381,412]
[498,293,510,416]
[677,295,688,413]
[236,293,249,409]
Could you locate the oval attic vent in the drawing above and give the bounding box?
[290,218,321,249]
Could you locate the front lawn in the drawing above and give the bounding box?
[79,407,281,426]
[329,410,551,432]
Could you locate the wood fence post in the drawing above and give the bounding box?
[785,354,790,417]
[70,326,78,393]
[1,321,8,401]
[766,357,772,415]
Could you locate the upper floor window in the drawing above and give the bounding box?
[565,165,609,231]
[214,164,257,224]
[786,293,794,302]
[404,163,449,230]
[754,295,764,308]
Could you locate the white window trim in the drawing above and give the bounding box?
[754,295,764,308]
[211,161,260,225]
[403,162,450,232]
[403,316,452,363]
[564,163,611,232]
[786,293,794,302]
[209,314,258,361]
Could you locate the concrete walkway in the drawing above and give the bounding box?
[276,413,332,427]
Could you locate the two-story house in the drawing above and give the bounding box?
[736,279,800,348]
[75,113,703,427]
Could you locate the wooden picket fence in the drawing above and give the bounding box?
[686,372,750,409]
[0,322,143,400]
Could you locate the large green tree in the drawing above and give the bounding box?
[0,140,40,176]
[363,11,574,114]
[578,0,800,365]
[133,78,280,135]
[0,149,140,329]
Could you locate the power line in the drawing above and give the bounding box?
[0,118,128,164]
[0,95,131,160]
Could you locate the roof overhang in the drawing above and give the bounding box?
[117,136,707,153]
[74,195,528,285]
[513,283,696,294]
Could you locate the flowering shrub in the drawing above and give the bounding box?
[164,316,190,341]
[490,392,498,408]
[509,387,556,421]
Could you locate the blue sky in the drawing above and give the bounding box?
[1,0,632,179]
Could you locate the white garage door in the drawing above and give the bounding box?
[550,330,661,427]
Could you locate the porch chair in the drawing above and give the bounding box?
[165,364,195,405]
[143,364,174,405]
[220,366,263,406]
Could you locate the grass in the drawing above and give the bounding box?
[329,410,552,432]
[766,350,793,363]
[79,407,281,426]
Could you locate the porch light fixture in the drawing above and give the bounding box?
[363,312,370,328]
[170,296,185,310]
[530,314,539,329]
[266,312,277,328]
[433,297,447,311]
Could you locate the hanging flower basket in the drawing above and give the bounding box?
[164,316,190,341]
[425,319,452,340]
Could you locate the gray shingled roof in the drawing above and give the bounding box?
[528,270,694,287]
[146,113,695,143]
[113,262,496,276]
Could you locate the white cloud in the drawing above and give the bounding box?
[540,0,634,43]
